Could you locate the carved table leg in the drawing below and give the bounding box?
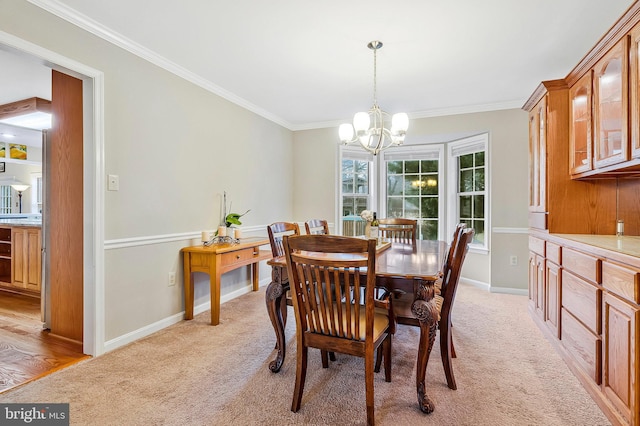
[412,279,440,414]
[265,266,289,373]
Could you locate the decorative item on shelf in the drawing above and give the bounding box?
[203,191,251,246]
[338,40,409,156]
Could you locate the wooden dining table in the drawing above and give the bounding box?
[265,238,448,414]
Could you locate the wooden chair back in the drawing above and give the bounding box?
[442,223,466,282]
[283,234,391,425]
[440,227,474,320]
[304,219,329,235]
[378,218,417,244]
[267,222,300,257]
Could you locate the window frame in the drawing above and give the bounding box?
[447,133,489,253]
[379,144,445,240]
[337,145,376,236]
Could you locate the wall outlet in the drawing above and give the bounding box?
[509,255,518,266]
[168,272,176,286]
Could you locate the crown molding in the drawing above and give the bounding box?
[27,0,295,130]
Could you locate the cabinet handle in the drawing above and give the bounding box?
[253,251,258,255]
[236,255,240,260]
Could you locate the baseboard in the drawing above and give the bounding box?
[460,277,528,296]
[104,276,272,353]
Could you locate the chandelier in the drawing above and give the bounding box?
[339,40,409,156]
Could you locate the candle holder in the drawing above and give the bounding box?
[203,235,240,246]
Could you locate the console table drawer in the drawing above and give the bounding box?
[562,248,601,284]
[221,247,261,267]
[602,261,640,304]
[562,269,601,334]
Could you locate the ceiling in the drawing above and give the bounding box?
[2,0,637,139]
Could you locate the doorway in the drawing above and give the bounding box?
[0,32,104,358]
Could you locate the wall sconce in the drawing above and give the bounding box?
[0,97,52,130]
[10,183,30,213]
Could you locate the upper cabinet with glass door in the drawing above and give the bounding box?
[593,38,628,169]
[630,23,640,159]
[569,71,593,175]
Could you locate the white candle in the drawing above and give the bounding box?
[234,228,242,239]
[218,226,227,237]
[201,231,209,242]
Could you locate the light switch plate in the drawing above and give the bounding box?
[108,174,119,191]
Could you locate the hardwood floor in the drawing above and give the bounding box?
[0,290,87,394]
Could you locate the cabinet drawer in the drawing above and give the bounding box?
[546,242,561,265]
[561,308,602,385]
[529,236,545,256]
[602,261,640,304]
[562,247,601,283]
[220,247,260,267]
[562,269,601,334]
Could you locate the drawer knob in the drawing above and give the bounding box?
[236,255,241,259]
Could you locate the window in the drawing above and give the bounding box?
[382,146,443,240]
[448,134,488,250]
[339,148,375,236]
[0,185,11,214]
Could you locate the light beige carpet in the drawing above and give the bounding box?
[1,284,611,425]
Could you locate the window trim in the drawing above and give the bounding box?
[447,133,489,253]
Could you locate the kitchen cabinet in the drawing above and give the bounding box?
[0,226,42,295]
[545,241,561,339]
[593,38,628,169]
[0,227,11,285]
[11,227,42,293]
[569,71,593,174]
[630,23,640,160]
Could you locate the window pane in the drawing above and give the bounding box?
[473,220,485,245]
[419,219,438,240]
[475,151,485,167]
[404,160,419,174]
[405,175,420,195]
[387,175,403,196]
[387,161,403,174]
[459,153,473,168]
[404,197,420,218]
[473,195,484,218]
[474,168,485,191]
[423,176,438,195]
[422,159,438,173]
[459,170,473,192]
[387,198,403,217]
[460,195,472,218]
[421,197,438,218]
[355,161,369,194]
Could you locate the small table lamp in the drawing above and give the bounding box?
[10,183,30,213]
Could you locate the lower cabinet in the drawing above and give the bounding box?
[0,226,42,295]
[529,233,640,426]
[11,227,42,293]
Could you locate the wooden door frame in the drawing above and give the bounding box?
[0,32,105,356]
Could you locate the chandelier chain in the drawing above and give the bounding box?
[372,46,377,106]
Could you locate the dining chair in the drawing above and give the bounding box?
[283,234,392,426]
[267,222,336,364]
[378,218,417,244]
[304,219,329,235]
[433,227,474,390]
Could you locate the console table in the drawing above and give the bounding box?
[181,236,270,325]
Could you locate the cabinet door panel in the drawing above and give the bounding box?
[603,293,638,424]
[545,261,561,338]
[562,269,601,334]
[630,22,640,159]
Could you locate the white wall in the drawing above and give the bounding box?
[0,0,294,344]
